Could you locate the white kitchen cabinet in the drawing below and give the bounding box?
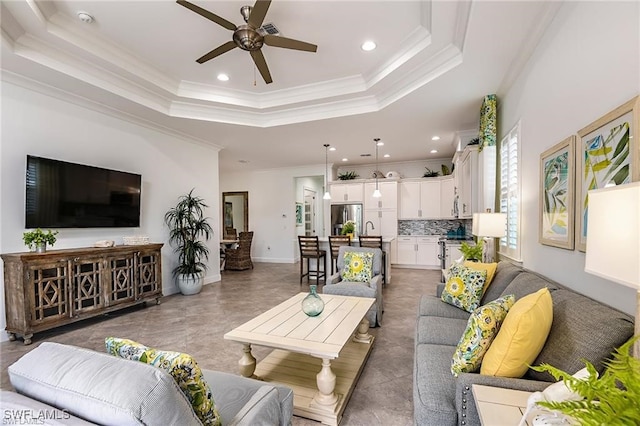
[363,209,397,237]
[396,236,417,265]
[457,145,497,218]
[440,177,456,219]
[459,147,477,218]
[329,182,364,202]
[364,181,398,210]
[394,236,439,268]
[399,180,442,219]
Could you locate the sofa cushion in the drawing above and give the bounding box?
[416,316,468,345]
[441,264,487,313]
[451,294,515,376]
[414,344,458,426]
[499,272,560,301]
[418,295,471,320]
[8,342,201,426]
[481,261,523,304]
[203,371,294,426]
[105,337,220,426]
[481,288,553,378]
[0,390,95,426]
[525,288,635,382]
[341,251,374,282]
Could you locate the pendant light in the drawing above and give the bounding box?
[372,138,382,198]
[323,144,331,200]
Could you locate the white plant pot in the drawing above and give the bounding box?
[176,272,204,295]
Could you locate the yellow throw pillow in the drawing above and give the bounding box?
[480,288,553,378]
[464,261,498,291]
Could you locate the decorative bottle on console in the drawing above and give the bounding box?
[302,285,324,317]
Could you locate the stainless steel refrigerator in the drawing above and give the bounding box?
[330,204,363,236]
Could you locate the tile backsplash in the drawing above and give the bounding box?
[398,219,473,237]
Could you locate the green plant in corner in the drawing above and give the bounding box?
[164,189,213,294]
[531,337,640,425]
[22,228,58,251]
[459,240,483,261]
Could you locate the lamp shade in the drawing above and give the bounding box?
[472,212,507,238]
[585,182,640,290]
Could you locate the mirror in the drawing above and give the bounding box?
[222,191,248,239]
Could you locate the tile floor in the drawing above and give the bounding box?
[0,262,439,425]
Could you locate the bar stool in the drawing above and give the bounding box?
[328,235,351,275]
[359,235,386,285]
[298,235,327,284]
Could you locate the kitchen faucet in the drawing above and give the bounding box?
[365,221,375,236]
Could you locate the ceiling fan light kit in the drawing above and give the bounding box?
[177,0,318,85]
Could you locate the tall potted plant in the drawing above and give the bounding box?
[164,189,213,295]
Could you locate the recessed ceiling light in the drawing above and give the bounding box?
[431,136,440,141]
[430,149,438,154]
[217,73,229,81]
[77,11,94,24]
[329,147,336,151]
[342,158,348,162]
[383,154,390,158]
[361,41,376,51]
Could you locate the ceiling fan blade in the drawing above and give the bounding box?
[263,35,317,52]
[176,0,236,31]
[247,0,271,29]
[250,50,273,84]
[196,41,237,64]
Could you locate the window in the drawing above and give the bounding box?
[499,122,521,261]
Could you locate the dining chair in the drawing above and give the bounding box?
[224,231,253,271]
[328,235,351,275]
[297,236,326,285]
[358,235,386,285]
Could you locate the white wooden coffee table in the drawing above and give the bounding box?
[224,292,375,426]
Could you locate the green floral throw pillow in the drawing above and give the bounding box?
[450,295,515,377]
[341,251,374,283]
[105,337,221,426]
[441,264,487,312]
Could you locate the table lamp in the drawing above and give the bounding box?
[472,210,507,263]
[585,182,640,357]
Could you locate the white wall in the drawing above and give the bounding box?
[221,164,326,263]
[336,158,454,180]
[0,80,221,341]
[500,1,639,315]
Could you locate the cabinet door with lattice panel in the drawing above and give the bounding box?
[27,260,71,326]
[105,254,135,306]
[135,248,162,301]
[71,256,104,316]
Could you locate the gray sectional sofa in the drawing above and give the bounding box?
[413,261,635,426]
[2,342,294,426]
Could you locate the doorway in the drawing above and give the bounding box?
[303,188,316,236]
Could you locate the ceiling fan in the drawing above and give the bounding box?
[177,0,318,84]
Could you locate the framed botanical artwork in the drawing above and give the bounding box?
[539,136,575,249]
[575,96,640,252]
[295,202,303,226]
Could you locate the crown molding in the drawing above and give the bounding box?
[1,70,222,151]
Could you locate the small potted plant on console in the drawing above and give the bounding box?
[23,228,59,253]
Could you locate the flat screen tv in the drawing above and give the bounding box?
[25,155,141,228]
